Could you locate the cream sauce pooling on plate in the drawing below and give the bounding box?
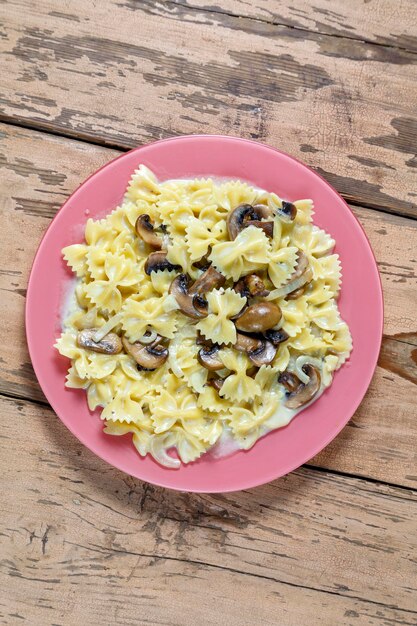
[210,387,327,460]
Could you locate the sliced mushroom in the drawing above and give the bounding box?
[170,267,224,318]
[235,332,263,353]
[246,366,258,378]
[198,345,223,371]
[292,250,309,280]
[234,274,269,298]
[278,371,301,394]
[135,214,163,249]
[145,251,180,275]
[264,329,289,345]
[207,377,224,392]
[252,204,274,219]
[286,284,309,300]
[193,256,211,270]
[227,204,254,240]
[169,274,208,318]
[247,220,274,238]
[227,203,274,240]
[280,364,321,409]
[249,340,277,367]
[189,266,225,295]
[77,329,122,354]
[235,302,282,333]
[196,330,209,346]
[277,201,297,222]
[234,332,277,366]
[122,336,168,370]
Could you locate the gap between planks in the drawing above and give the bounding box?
[60,539,417,618]
[0,116,415,224]
[167,0,417,56]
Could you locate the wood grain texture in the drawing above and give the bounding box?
[1,395,416,626]
[0,0,416,217]
[0,123,416,487]
[172,0,417,52]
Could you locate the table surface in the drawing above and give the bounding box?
[1,1,416,624]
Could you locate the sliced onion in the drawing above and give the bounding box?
[266,272,310,300]
[162,233,171,250]
[92,313,122,342]
[138,329,157,345]
[163,293,180,312]
[294,356,323,384]
[150,435,181,469]
[168,338,184,378]
[82,306,98,329]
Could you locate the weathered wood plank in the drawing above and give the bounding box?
[0,0,416,216]
[1,122,416,487]
[1,395,416,625]
[171,0,417,52]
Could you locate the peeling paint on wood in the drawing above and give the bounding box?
[0,0,416,216]
[168,0,417,52]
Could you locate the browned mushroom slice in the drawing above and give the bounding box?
[278,371,301,394]
[227,204,274,240]
[292,251,309,280]
[286,284,309,300]
[280,365,321,409]
[196,330,209,346]
[169,274,208,318]
[122,336,168,370]
[248,340,277,367]
[145,251,180,275]
[235,302,282,333]
[264,329,289,345]
[207,377,224,391]
[234,333,277,366]
[277,201,297,222]
[77,329,122,354]
[234,333,263,353]
[247,220,274,238]
[198,345,223,371]
[234,274,269,298]
[193,255,214,271]
[227,204,255,240]
[189,266,225,295]
[135,214,163,249]
[252,204,274,219]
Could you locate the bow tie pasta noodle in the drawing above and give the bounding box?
[56,165,352,468]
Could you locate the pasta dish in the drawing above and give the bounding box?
[56,165,352,468]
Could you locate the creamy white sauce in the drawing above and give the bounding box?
[60,277,80,329]
[210,428,241,458]
[209,385,327,460]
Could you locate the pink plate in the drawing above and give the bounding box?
[26,135,383,493]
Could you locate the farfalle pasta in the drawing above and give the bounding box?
[56,165,352,468]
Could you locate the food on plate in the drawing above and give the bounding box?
[56,165,352,468]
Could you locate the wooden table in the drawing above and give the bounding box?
[1,1,416,624]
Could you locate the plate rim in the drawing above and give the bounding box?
[25,134,384,493]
